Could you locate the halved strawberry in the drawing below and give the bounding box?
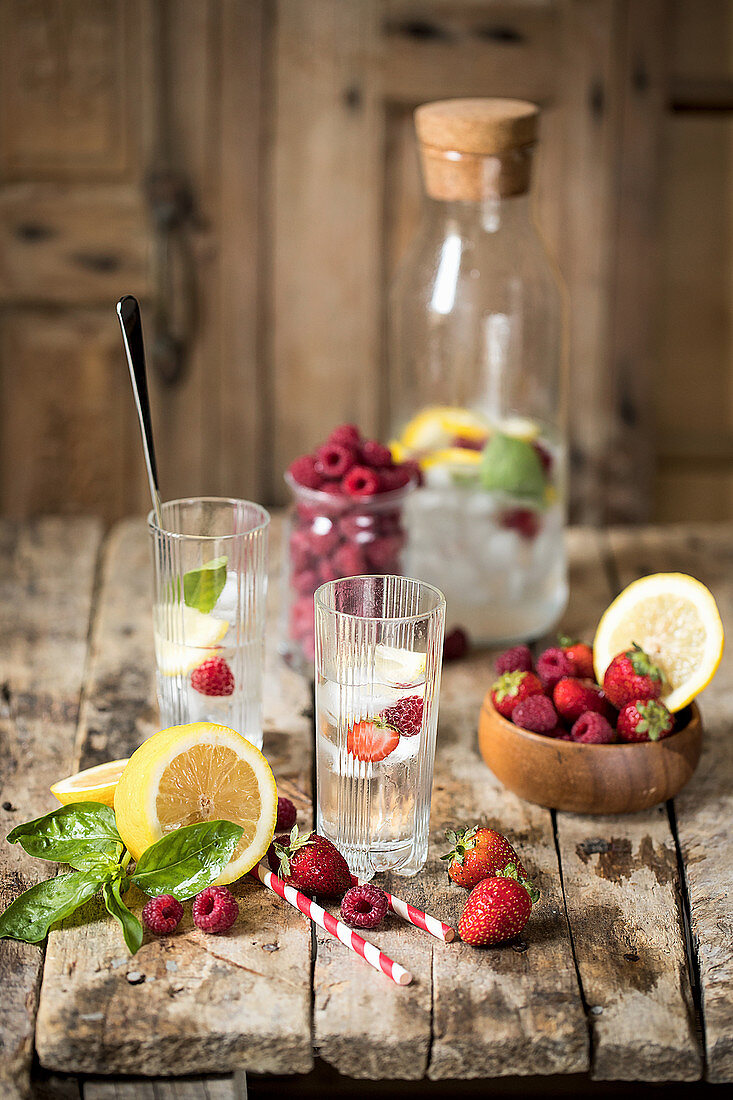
[346,719,399,762]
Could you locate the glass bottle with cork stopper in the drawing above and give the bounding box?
[389,98,568,645]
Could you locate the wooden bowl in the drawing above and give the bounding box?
[478,694,703,814]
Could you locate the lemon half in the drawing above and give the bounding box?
[401,406,489,453]
[51,759,129,807]
[593,573,724,712]
[114,723,277,884]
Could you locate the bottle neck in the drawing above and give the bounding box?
[426,189,533,236]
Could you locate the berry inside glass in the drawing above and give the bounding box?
[314,575,445,881]
[282,425,417,671]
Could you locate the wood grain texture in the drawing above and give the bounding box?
[609,523,733,1082]
[0,518,102,1100]
[35,517,314,1078]
[554,528,700,1081]
[426,650,589,1080]
[83,1076,244,1100]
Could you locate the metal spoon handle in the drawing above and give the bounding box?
[116,295,163,527]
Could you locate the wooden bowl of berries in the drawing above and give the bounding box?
[478,573,724,813]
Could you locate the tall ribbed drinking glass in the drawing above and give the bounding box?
[149,498,270,748]
[315,575,445,880]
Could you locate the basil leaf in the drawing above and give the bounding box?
[130,820,243,901]
[183,556,228,614]
[7,803,122,869]
[102,877,143,955]
[0,870,104,944]
[480,433,545,502]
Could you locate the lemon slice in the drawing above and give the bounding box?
[401,406,488,452]
[114,723,277,884]
[154,606,229,676]
[593,573,724,712]
[51,759,129,807]
[374,644,426,687]
[420,447,483,470]
[497,415,541,442]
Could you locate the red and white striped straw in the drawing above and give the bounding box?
[253,863,413,986]
[350,875,455,943]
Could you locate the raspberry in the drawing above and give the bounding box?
[342,466,380,498]
[302,517,341,555]
[192,886,239,933]
[381,694,424,737]
[338,513,374,539]
[293,567,320,596]
[333,542,368,575]
[142,894,183,936]
[367,533,405,571]
[317,559,341,584]
[499,508,540,540]
[328,424,362,447]
[571,712,615,744]
[340,884,389,930]
[400,460,424,488]
[360,440,393,468]
[288,454,323,490]
[379,466,412,492]
[191,657,235,697]
[276,796,297,831]
[289,528,313,572]
[452,434,486,451]
[536,647,573,691]
[443,627,469,661]
[495,645,532,675]
[512,694,558,734]
[315,443,357,480]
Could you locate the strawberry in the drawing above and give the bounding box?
[441,826,527,889]
[558,635,595,680]
[458,866,539,946]
[346,718,400,761]
[602,644,664,709]
[269,827,351,899]
[616,699,675,743]
[191,657,235,697]
[490,670,544,720]
[553,677,607,724]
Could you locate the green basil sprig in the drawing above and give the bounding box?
[0,802,244,954]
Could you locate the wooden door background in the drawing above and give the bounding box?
[0,0,731,525]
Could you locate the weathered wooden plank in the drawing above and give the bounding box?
[554,528,701,1081]
[0,518,103,1100]
[608,522,733,1081]
[83,1074,244,1100]
[426,648,589,1080]
[36,517,314,1078]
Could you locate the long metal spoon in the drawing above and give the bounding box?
[117,296,163,528]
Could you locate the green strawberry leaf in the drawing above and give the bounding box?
[130,820,243,901]
[480,433,545,502]
[183,556,228,614]
[7,803,122,870]
[102,877,143,955]
[0,869,106,944]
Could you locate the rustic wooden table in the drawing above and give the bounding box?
[2,517,732,1100]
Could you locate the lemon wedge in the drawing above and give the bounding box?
[401,406,488,453]
[114,723,277,884]
[51,759,129,807]
[593,573,724,712]
[154,606,229,676]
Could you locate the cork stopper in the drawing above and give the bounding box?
[415,98,539,201]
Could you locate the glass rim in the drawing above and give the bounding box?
[147,496,271,541]
[314,574,446,624]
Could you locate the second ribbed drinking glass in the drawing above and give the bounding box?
[315,575,445,880]
[149,498,269,749]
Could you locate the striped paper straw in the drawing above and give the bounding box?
[350,875,455,943]
[253,863,413,986]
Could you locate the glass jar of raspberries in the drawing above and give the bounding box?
[389,99,568,646]
[281,424,417,670]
